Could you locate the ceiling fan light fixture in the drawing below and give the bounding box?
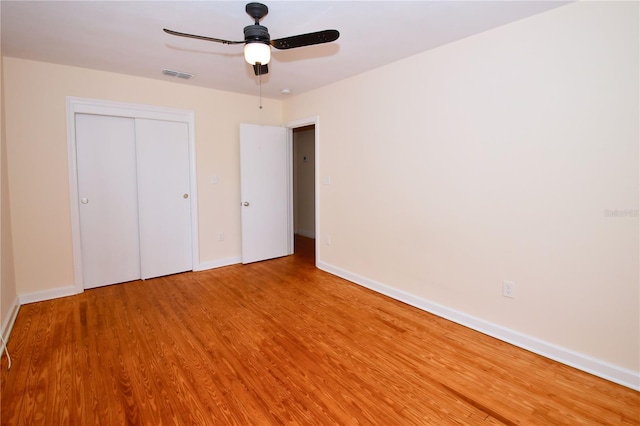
[244,42,271,65]
[164,2,340,78]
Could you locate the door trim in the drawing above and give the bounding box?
[284,116,319,265]
[66,96,199,294]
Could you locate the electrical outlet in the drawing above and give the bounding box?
[503,280,515,298]
[217,232,224,241]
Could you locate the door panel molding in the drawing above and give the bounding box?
[66,97,199,294]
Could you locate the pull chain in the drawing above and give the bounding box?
[259,71,263,109]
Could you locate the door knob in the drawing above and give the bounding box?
[81,198,89,204]
[243,202,250,206]
[183,194,189,199]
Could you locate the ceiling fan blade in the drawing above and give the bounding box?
[163,28,244,45]
[253,63,269,76]
[271,29,339,50]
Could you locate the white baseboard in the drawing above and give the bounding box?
[1,295,20,353]
[195,257,241,272]
[19,285,79,305]
[295,230,316,239]
[317,261,640,391]
[15,257,244,307]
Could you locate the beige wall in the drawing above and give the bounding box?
[2,58,282,295]
[283,1,639,373]
[1,52,19,336]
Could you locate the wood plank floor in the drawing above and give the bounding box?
[2,236,639,425]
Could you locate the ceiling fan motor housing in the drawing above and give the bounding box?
[244,24,270,44]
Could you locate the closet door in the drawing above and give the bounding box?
[76,114,141,289]
[135,119,192,279]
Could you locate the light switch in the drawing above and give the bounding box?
[211,175,219,184]
[322,176,332,185]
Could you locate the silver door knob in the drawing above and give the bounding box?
[81,198,89,204]
[183,194,189,199]
[243,202,250,206]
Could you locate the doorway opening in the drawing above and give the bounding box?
[292,124,316,261]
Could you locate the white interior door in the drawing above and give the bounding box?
[240,123,291,264]
[135,119,192,279]
[76,114,141,289]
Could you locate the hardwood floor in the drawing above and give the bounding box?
[2,236,639,425]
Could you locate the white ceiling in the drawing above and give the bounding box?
[1,1,570,100]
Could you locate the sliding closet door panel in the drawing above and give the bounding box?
[135,119,192,279]
[76,114,141,289]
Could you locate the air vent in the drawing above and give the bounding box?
[162,69,194,79]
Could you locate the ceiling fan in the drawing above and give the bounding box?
[163,2,340,77]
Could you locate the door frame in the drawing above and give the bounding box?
[284,116,319,265]
[66,96,199,294]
